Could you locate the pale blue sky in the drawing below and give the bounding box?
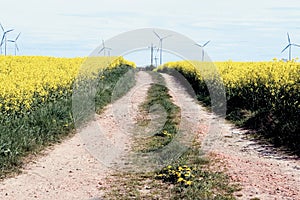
[1,0,300,64]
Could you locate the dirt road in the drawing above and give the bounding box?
[1,71,299,200]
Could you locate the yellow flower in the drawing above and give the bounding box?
[0,56,135,113]
[177,177,184,183]
[186,180,192,185]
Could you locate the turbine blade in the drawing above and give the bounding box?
[202,40,210,47]
[162,34,172,40]
[7,40,14,42]
[16,43,19,51]
[194,43,202,47]
[98,47,105,53]
[292,44,300,47]
[5,29,14,33]
[15,32,21,40]
[0,35,5,46]
[0,23,4,32]
[287,32,291,44]
[153,30,161,39]
[281,44,290,53]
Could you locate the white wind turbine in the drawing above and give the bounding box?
[153,30,172,65]
[98,39,112,56]
[281,32,300,61]
[8,32,21,55]
[195,40,210,61]
[0,23,14,55]
[148,43,157,67]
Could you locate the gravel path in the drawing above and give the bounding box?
[0,71,153,200]
[211,124,300,200]
[1,71,299,200]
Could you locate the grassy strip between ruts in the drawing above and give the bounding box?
[132,72,181,152]
[0,64,135,179]
[101,72,239,200]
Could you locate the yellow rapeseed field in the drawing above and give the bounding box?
[0,56,135,113]
[159,60,299,109]
[0,55,136,177]
[157,59,300,149]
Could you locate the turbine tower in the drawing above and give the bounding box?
[154,55,158,67]
[98,39,112,56]
[0,23,14,56]
[148,43,156,67]
[195,40,210,61]
[153,30,172,65]
[8,32,21,55]
[281,32,300,61]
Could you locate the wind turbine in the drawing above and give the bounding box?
[8,32,21,55]
[98,39,112,56]
[281,32,300,61]
[153,30,172,65]
[0,23,14,56]
[195,40,210,61]
[148,43,156,67]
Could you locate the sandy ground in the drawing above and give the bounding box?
[1,71,299,200]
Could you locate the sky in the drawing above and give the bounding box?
[1,0,300,65]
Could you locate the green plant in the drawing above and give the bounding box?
[134,73,180,152]
[156,164,194,186]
